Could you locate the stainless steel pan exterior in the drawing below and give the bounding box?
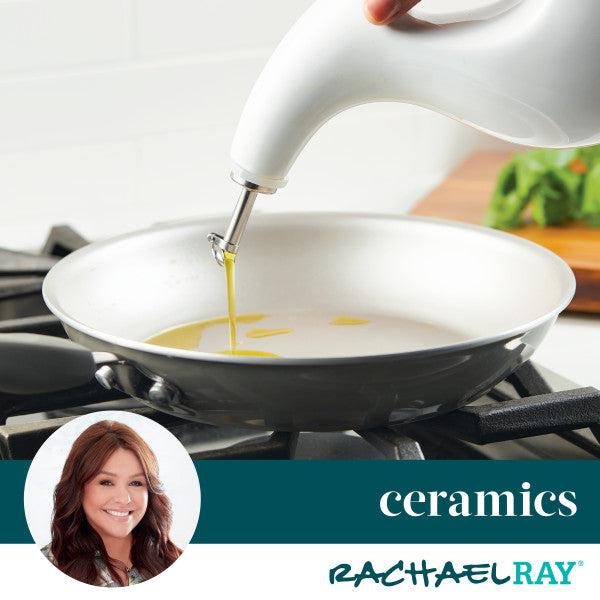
[42,213,575,431]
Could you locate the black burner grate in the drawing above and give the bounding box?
[0,225,86,335]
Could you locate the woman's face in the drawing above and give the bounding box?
[82,448,149,541]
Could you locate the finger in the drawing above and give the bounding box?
[364,0,422,25]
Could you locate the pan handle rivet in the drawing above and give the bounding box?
[96,365,117,390]
[148,379,174,404]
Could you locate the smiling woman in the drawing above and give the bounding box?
[39,421,183,587]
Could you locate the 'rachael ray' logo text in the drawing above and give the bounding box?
[379,481,577,518]
[329,560,583,588]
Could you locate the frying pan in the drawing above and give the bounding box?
[0,213,575,431]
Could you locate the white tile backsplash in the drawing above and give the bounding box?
[0,0,506,249]
[0,55,267,153]
[138,127,237,218]
[135,0,312,57]
[0,141,136,247]
[0,0,131,73]
[283,103,428,213]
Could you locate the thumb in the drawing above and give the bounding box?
[364,0,422,25]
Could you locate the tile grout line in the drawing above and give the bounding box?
[0,47,272,85]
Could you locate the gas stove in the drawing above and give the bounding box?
[1,226,599,461]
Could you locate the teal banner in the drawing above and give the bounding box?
[2,460,599,544]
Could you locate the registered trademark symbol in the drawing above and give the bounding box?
[578,561,584,567]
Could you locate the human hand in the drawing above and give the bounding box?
[364,0,422,25]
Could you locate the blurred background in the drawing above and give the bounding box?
[0,0,511,250]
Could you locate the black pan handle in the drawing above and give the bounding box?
[0,333,96,395]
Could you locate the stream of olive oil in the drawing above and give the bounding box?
[217,251,281,356]
[223,251,237,351]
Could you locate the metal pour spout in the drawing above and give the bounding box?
[207,180,275,266]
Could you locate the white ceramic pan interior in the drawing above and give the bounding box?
[43,212,575,362]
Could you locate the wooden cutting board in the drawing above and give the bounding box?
[410,150,600,313]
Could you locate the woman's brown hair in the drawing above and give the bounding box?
[50,420,182,585]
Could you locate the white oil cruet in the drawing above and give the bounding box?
[209,0,600,263]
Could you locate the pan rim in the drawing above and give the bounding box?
[43,212,576,366]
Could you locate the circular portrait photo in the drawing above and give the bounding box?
[24,411,200,587]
